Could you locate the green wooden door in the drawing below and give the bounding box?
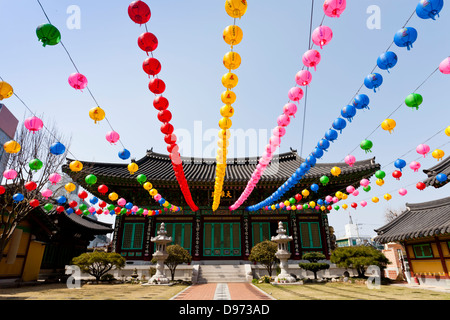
[203,223,241,257]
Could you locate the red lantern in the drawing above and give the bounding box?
[128,0,151,25]
[149,78,166,94]
[392,170,402,180]
[138,32,158,54]
[114,207,121,213]
[69,200,78,208]
[56,206,65,213]
[327,205,332,211]
[98,201,107,208]
[351,202,357,209]
[25,181,37,191]
[416,182,426,190]
[30,199,40,208]
[294,194,302,202]
[96,209,103,215]
[0,186,5,195]
[164,134,177,144]
[78,191,88,200]
[167,144,179,153]
[143,57,161,76]
[153,96,169,110]
[98,184,108,195]
[161,123,174,135]
[75,209,82,215]
[157,110,172,123]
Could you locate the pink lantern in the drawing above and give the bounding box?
[302,50,321,71]
[398,188,408,196]
[288,87,304,102]
[295,70,312,86]
[346,186,355,194]
[323,0,347,18]
[286,206,291,211]
[360,179,370,187]
[360,200,367,207]
[410,161,421,172]
[283,103,298,117]
[41,188,53,199]
[68,73,88,91]
[105,131,120,145]
[439,57,450,74]
[154,194,162,201]
[104,210,110,215]
[277,114,291,127]
[24,116,44,134]
[279,202,285,209]
[325,195,333,203]
[88,207,96,213]
[132,205,138,212]
[48,172,61,185]
[143,209,149,216]
[3,169,17,180]
[117,198,126,207]
[352,190,359,197]
[272,126,286,138]
[332,197,339,203]
[312,26,333,49]
[344,155,356,167]
[416,144,430,157]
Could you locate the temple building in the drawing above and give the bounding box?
[65,148,380,264]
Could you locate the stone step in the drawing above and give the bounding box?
[196,265,248,283]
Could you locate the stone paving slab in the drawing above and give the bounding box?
[171,283,276,300]
[171,283,217,300]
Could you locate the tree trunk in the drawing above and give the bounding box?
[313,271,318,280]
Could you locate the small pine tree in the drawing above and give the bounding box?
[298,252,330,280]
[71,251,125,283]
[152,244,192,281]
[248,240,279,277]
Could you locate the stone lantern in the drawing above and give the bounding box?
[148,222,172,284]
[271,221,296,283]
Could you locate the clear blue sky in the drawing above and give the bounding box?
[1,0,449,239]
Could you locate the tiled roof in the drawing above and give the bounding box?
[423,155,450,188]
[60,211,114,233]
[374,196,450,243]
[64,149,380,185]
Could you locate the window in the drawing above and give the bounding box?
[121,223,144,250]
[413,244,433,258]
[299,222,322,249]
[252,222,290,250]
[156,223,192,253]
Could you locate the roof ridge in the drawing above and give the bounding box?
[423,155,450,175]
[406,196,450,211]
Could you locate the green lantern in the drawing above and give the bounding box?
[36,23,61,47]
[29,158,43,171]
[320,175,330,186]
[107,204,115,211]
[79,203,87,211]
[85,174,97,186]
[334,205,340,211]
[405,93,423,110]
[302,204,309,210]
[360,139,373,153]
[136,174,147,185]
[43,203,53,212]
[289,197,296,204]
[82,209,90,216]
[375,170,386,180]
[120,208,127,215]
[363,186,371,192]
[137,208,144,215]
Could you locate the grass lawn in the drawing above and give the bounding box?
[0,283,189,300]
[254,282,450,300]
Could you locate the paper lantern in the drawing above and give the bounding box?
[405,93,423,110]
[376,179,384,186]
[41,189,53,199]
[351,202,357,209]
[221,90,237,105]
[36,23,61,47]
[143,57,161,76]
[398,188,408,196]
[0,81,14,100]
[3,140,21,154]
[375,170,386,180]
[302,189,310,198]
[295,70,312,86]
[30,199,40,208]
[24,116,44,134]
[360,139,373,153]
[288,87,304,102]
[25,181,37,192]
[381,119,396,133]
[118,149,131,160]
[223,25,243,46]
[98,184,108,195]
[392,170,402,180]
[69,160,83,172]
[416,182,426,190]
[439,57,450,74]
[50,142,66,155]
[78,190,88,200]
[143,182,153,191]
[153,96,169,111]
[323,0,347,18]
[394,159,407,171]
[394,27,418,50]
[220,105,235,118]
[341,105,356,122]
[372,197,379,203]
[89,197,99,205]
[311,26,333,49]
[85,174,97,186]
[65,183,76,193]
[44,204,54,212]
[342,204,348,210]
[138,32,158,54]
[89,106,105,124]
[377,51,398,73]
[320,175,330,186]
[384,193,392,201]
[436,173,448,183]
[128,162,139,175]
[219,117,232,130]
[344,155,356,167]
[325,129,338,142]
[432,149,445,161]
[225,0,248,19]
[106,131,120,145]
[302,50,321,71]
[223,52,241,70]
[149,78,166,94]
[360,179,370,187]
[283,103,298,117]
[416,144,430,157]
[364,73,383,92]
[360,201,367,207]
[158,109,172,123]
[68,73,88,91]
[416,0,444,20]
[410,161,421,172]
[222,72,238,89]
[332,118,347,133]
[330,166,341,177]
[3,169,17,180]
[352,94,370,110]
[109,192,119,201]
[128,0,151,25]
[136,174,147,184]
[49,172,62,185]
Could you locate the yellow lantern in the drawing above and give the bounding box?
[222,72,238,89]
[384,193,392,201]
[223,52,241,70]
[128,162,138,175]
[271,205,276,210]
[69,160,83,172]
[143,182,153,190]
[335,191,343,199]
[342,204,348,210]
[381,119,396,134]
[219,129,231,140]
[0,81,13,100]
[223,25,243,46]
[320,206,326,211]
[219,117,232,130]
[372,196,379,203]
[301,189,310,197]
[284,200,290,207]
[217,139,230,149]
[163,201,169,207]
[89,106,105,124]
[64,182,76,193]
[225,0,248,18]
[342,193,348,200]
[220,105,235,118]
[330,166,341,177]
[376,179,384,186]
[432,149,445,161]
[108,192,119,201]
[3,140,21,154]
[309,201,316,208]
[291,205,297,211]
[221,90,236,105]
[445,126,450,136]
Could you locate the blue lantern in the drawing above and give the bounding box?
[312,147,324,159]
[352,94,370,110]
[125,202,133,209]
[13,193,24,203]
[306,155,317,167]
[66,208,74,214]
[394,27,418,50]
[89,196,99,205]
[341,105,356,122]
[300,162,311,173]
[394,159,407,171]
[325,129,338,142]
[416,0,444,20]
[57,196,67,204]
[436,173,448,183]
[118,149,131,160]
[50,142,66,155]
[332,118,347,133]
[158,198,165,205]
[364,73,383,92]
[317,199,324,206]
[311,184,319,193]
[317,139,330,151]
[377,51,398,73]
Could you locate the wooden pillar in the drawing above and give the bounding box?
[193,213,202,261]
[243,213,250,259]
[290,213,301,259]
[403,241,415,277]
[434,236,449,276]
